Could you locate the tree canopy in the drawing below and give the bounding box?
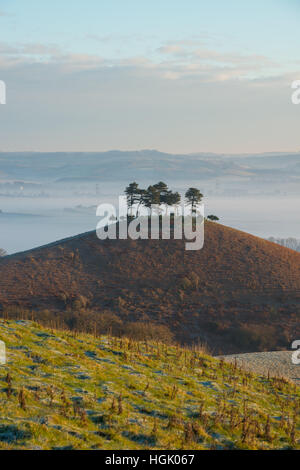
[124,182,183,215]
[124,182,209,217]
[185,188,203,214]
[207,215,220,222]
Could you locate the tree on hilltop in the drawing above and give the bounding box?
[185,188,203,215]
[142,186,161,214]
[165,191,181,214]
[125,182,140,216]
[207,215,219,222]
[124,182,203,218]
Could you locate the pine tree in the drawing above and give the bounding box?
[185,188,203,215]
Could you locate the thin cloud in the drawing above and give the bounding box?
[1,53,299,153]
[86,33,156,44]
[156,42,279,80]
[0,39,293,83]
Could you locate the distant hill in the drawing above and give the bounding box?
[0,222,299,354]
[0,320,298,450]
[1,150,300,183]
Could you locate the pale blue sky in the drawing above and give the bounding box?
[0,0,300,152]
[1,0,300,65]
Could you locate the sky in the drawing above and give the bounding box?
[0,0,300,153]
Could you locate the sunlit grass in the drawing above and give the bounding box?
[0,320,298,450]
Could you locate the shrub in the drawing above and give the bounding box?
[227,325,278,351]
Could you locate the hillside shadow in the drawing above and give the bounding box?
[0,424,31,443]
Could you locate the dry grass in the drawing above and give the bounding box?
[0,320,299,450]
[0,222,299,354]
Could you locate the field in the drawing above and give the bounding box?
[0,320,299,450]
[219,351,300,385]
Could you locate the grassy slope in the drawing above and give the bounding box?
[1,222,300,353]
[0,320,299,450]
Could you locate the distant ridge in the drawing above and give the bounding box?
[1,150,300,183]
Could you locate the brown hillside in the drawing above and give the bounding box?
[0,222,299,353]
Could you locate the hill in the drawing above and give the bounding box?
[0,320,298,450]
[0,222,300,354]
[1,151,300,183]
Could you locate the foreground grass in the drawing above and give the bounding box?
[0,320,299,450]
